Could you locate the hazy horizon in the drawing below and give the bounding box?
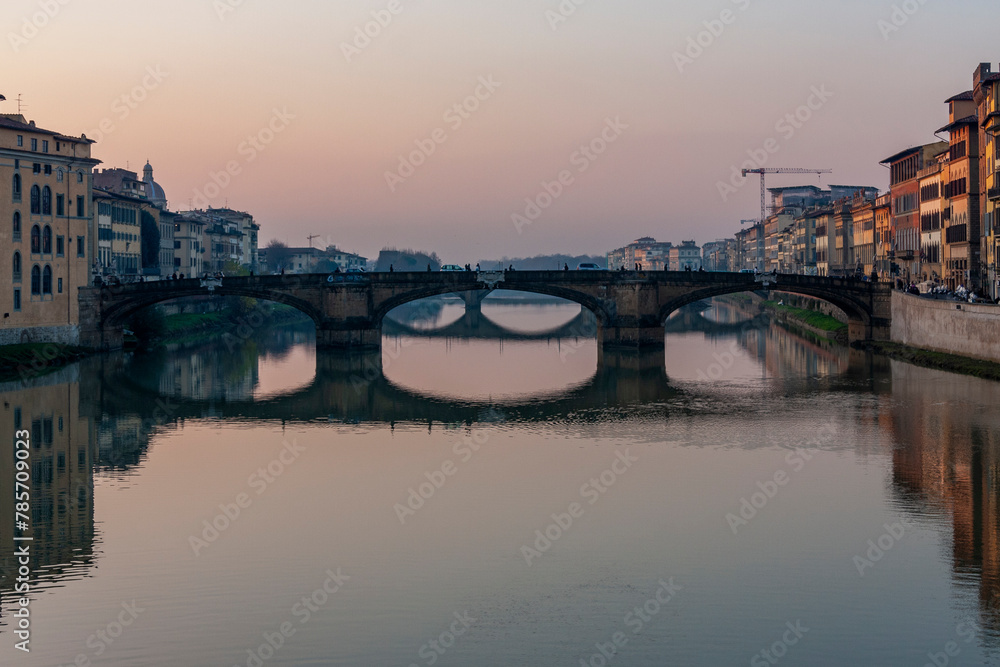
[5,0,997,262]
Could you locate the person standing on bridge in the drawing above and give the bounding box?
[389,264,394,273]
[564,263,569,271]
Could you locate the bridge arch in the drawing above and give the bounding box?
[372,284,613,328]
[657,281,878,342]
[95,283,324,330]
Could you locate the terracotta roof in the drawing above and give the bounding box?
[0,114,92,144]
[936,115,979,134]
[945,91,974,103]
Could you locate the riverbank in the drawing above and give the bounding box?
[0,343,92,383]
[760,299,848,343]
[857,341,1000,382]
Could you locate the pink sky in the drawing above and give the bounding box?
[5,0,996,262]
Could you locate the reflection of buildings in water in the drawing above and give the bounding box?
[96,413,157,470]
[703,298,848,380]
[158,350,258,402]
[889,362,1000,633]
[0,371,97,600]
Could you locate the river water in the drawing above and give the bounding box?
[1,298,998,666]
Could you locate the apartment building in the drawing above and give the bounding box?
[0,113,99,345]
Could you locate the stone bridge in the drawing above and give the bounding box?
[78,271,892,350]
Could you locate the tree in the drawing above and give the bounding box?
[140,210,161,271]
[265,240,293,273]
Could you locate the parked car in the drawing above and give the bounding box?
[440,264,464,272]
[577,262,603,270]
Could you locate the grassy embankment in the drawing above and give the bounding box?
[0,343,91,382]
[761,300,847,335]
[149,303,311,346]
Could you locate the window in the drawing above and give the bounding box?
[30,185,40,214]
[17,135,23,147]
[12,251,21,282]
[42,225,51,254]
[57,277,62,293]
[30,225,40,253]
[42,140,49,153]
[56,168,63,183]
[76,196,84,217]
[30,138,37,151]
[56,194,64,216]
[43,165,51,175]
[42,265,52,294]
[30,265,40,295]
[56,236,64,256]
[13,212,20,241]
[12,173,21,202]
[77,171,83,183]
[77,236,85,257]
[32,163,40,175]
[42,186,51,215]
[13,288,20,311]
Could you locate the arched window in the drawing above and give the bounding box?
[12,252,21,283]
[31,265,41,295]
[42,225,52,254]
[13,211,20,242]
[30,225,40,254]
[30,185,40,214]
[12,173,21,202]
[42,186,52,215]
[42,265,52,294]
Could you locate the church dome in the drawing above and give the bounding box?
[143,161,168,209]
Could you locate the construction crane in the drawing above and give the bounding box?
[741,167,832,270]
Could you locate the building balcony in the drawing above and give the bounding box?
[989,186,1000,201]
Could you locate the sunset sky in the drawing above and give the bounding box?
[5,0,997,262]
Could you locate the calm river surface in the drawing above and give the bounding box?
[1,297,999,666]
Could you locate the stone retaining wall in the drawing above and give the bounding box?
[891,292,1000,363]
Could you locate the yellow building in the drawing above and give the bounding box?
[874,194,893,279]
[0,114,99,345]
[937,92,980,290]
[975,63,1000,300]
[92,189,144,277]
[851,194,876,277]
